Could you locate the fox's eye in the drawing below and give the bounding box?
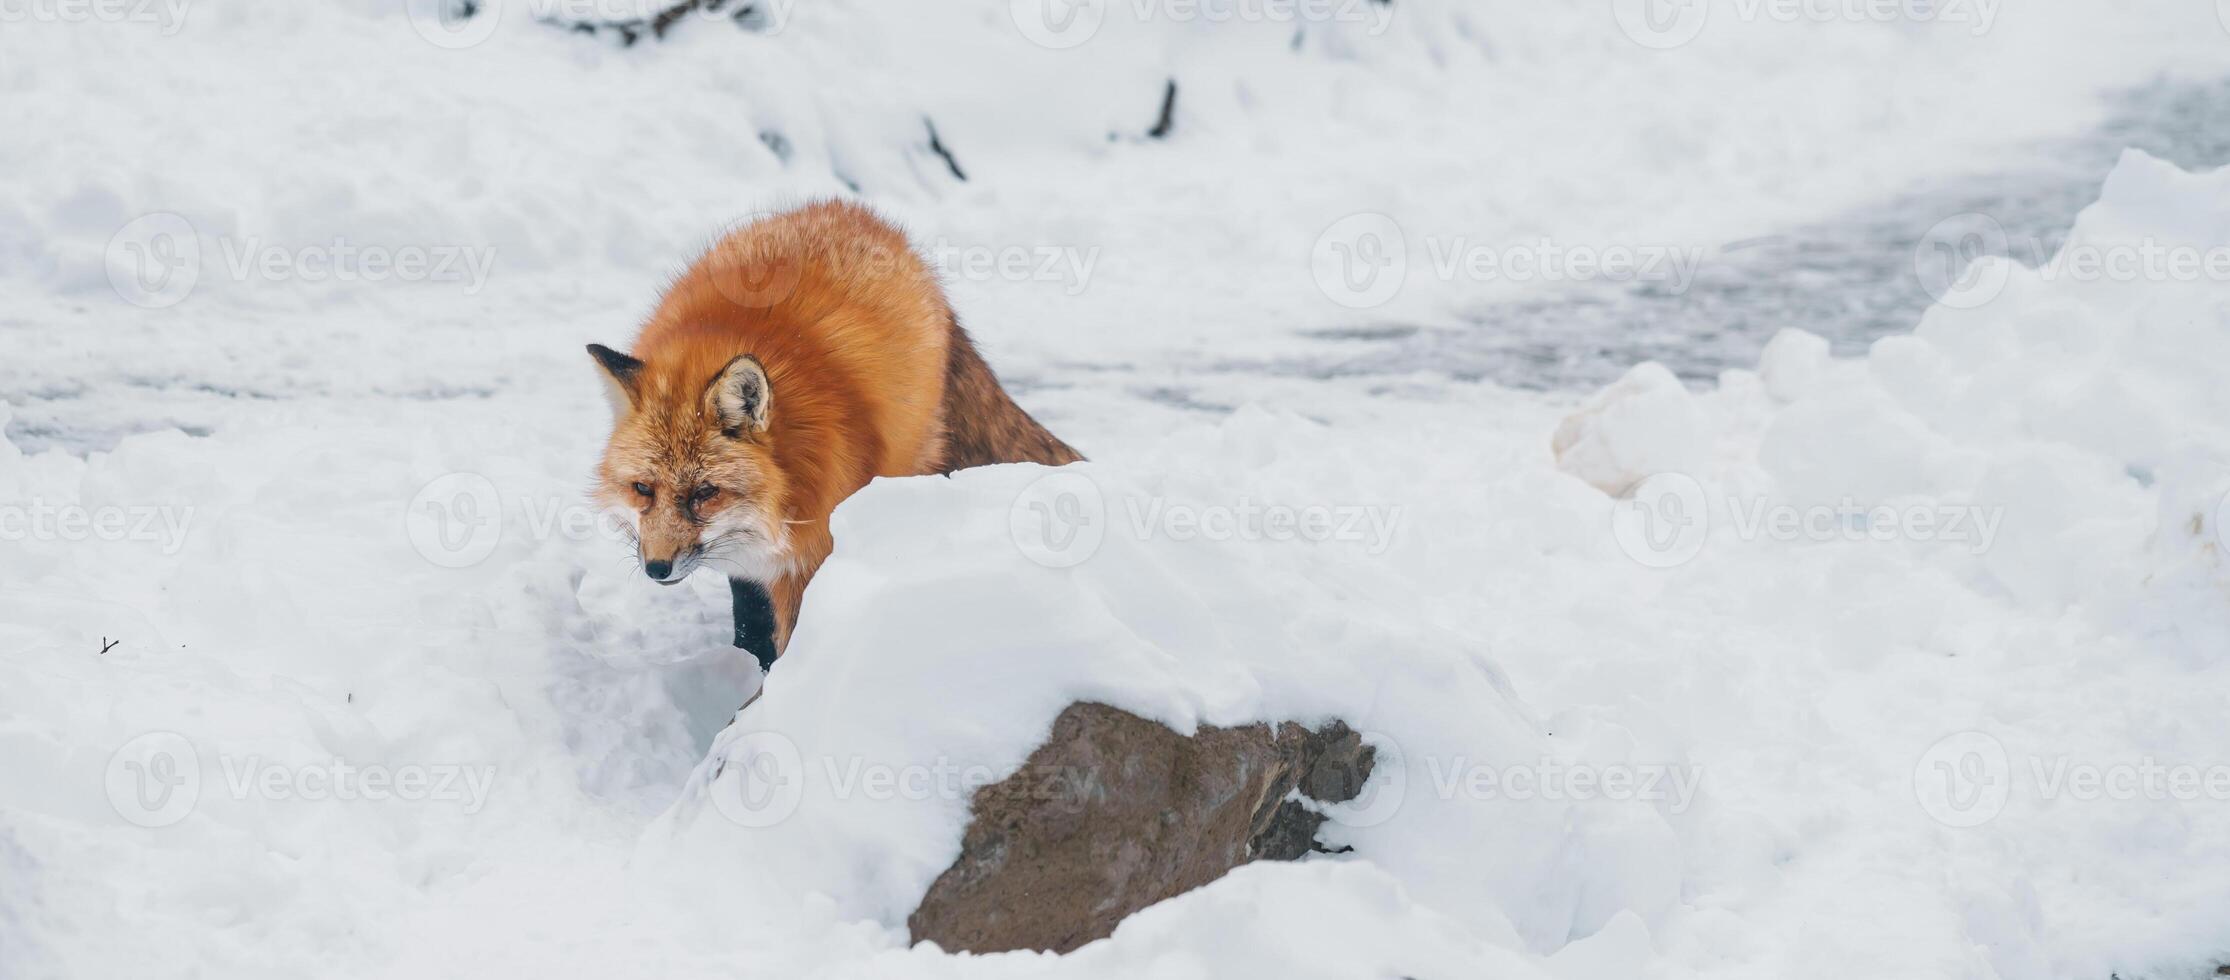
[690,486,719,505]
[632,482,654,498]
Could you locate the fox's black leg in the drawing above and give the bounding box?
[729,578,778,673]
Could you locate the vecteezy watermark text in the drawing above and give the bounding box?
[1311,213,1707,309]
[705,730,1695,830]
[0,0,190,32]
[1008,470,1403,568]
[106,731,497,828]
[705,214,1102,310]
[1914,730,2230,827]
[1611,473,2004,567]
[407,472,644,568]
[707,732,1108,828]
[1914,211,2230,308]
[218,237,498,290]
[1423,757,1704,813]
[922,238,1100,296]
[106,213,499,309]
[1008,0,1395,49]
[1614,0,2003,50]
[1,500,195,555]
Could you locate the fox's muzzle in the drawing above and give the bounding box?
[641,542,700,585]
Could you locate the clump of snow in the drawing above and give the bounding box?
[1756,327,1831,403]
[1552,362,1712,496]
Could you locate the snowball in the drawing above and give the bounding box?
[1757,328,1830,403]
[1551,362,1711,497]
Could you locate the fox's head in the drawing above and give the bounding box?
[587,343,793,585]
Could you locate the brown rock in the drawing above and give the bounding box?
[907,701,1375,954]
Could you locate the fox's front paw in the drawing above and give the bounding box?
[729,577,779,673]
[736,630,776,673]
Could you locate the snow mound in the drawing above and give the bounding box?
[1743,149,2230,617]
[644,149,2230,976]
[649,452,1683,958]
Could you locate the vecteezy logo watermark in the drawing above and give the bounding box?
[1426,238,1706,295]
[1912,211,2010,310]
[923,239,1101,296]
[1312,212,1407,309]
[1611,473,2005,567]
[1423,756,1705,813]
[106,732,201,828]
[1610,0,1708,49]
[1011,0,1393,48]
[705,733,1109,828]
[1327,733,1405,828]
[405,473,647,568]
[1009,0,1107,48]
[2215,488,2230,556]
[408,472,504,568]
[1915,731,2230,828]
[107,212,200,309]
[406,0,502,48]
[1119,497,1403,554]
[1312,213,1707,310]
[1,500,196,555]
[1913,731,2011,827]
[219,237,498,293]
[1319,736,1701,828]
[708,211,806,310]
[1009,470,1108,569]
[710,212,1100,309]
[104,213,499,309]
[1614,0,2001,49]
[1610,473,1710,569]
[1137,0,1395,33]
[700,732,1406,832]
[1008,470,1404,568]
[709,731,805,827]
[216,758,497,814]
[0,0,192,33]
[106,732,497,827]
[1915,211,2230,308]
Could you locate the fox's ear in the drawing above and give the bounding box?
[706,354,772,436]
[588,344,644,414]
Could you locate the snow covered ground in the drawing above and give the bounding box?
[5,2,2230,978]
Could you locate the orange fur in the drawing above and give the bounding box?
[589,201,1080,662]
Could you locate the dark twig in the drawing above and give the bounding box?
[925,118,968,182]
[1147,79,1177,140]
[538,0,767,47]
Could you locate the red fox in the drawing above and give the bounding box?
[588,202,1082,671]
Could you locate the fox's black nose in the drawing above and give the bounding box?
[644,560,673,581]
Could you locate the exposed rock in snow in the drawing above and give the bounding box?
[907,701,1372,954]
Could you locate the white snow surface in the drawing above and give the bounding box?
[5,3,2230,979]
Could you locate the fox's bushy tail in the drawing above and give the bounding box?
[936,321,1084,472]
